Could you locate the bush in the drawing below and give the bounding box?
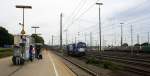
[86,57,100,64]
[103,60,119,70]
[86,57,123,71]
[0,48,13,58]
[103,60,112,69]
[0,48,13,52]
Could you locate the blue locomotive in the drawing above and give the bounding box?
[66,42,87,56]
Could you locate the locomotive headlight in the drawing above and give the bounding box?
[78,48,85,52]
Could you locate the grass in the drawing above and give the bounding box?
[0,48,13,58]
[86,57,100,64]
[86,57,123,71]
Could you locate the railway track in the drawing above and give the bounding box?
[101,55,150,67]
[50,47,150,76]
[53,52,98,76]
[102,56,150,76]
[100,51,150,60]
[86,51,150,76]
[102,55,150,63]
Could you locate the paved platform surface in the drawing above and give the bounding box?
[0,50,76,76]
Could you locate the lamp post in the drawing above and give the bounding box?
[16,5,32,35]
[16,5,32,61]
[31,26,40,34]
[96,3,103,54]
[31,26,40,44]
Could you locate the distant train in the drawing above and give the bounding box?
[66,42,87,56]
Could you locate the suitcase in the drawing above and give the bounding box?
[39,55,42,59]
[12,56,24,65]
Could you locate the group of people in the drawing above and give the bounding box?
[29,45,42,61]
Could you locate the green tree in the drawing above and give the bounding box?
[122,43,128,47]
[134,43,140,46]
[31,34,44,44]
[141,42,149,46]
[0,26,14,47]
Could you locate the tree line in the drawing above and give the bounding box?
[0,27,13,47]
[0,26,44,47]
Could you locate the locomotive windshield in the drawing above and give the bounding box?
[77,43,86,48]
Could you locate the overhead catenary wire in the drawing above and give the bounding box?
[55,0,150,46]
[76,15,150,36]
[63,0,87,27]
[64,0,99,30]
[73,5,150,34]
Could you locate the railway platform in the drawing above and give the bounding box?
[0,50,76,76]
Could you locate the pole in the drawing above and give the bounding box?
[21,8,25,35]
[65,30,68,45]
[72,36,73,44]
[120,23,124,46]
[52,35,54,47]
[137,34,140,54]
[78,32,80,42]
[131,25,133,54]
[85,33,87,43]
[103,35,104,47]
[23,8,24,30]
[75,36,76,44]
[96,3,103,54]
[148,32,149,44]
[16,5,32,35]
[114,33,116,46]
[16,5,32,60]
[35,28,36,34]
[90,32,92,50]
[60,13,63,51]
[49,40,50,46]
[31,26,40,34]
[137,34,139,44]
[99,5,101,53]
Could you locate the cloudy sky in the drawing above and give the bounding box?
[0,0,150,46]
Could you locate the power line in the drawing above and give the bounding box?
[74,13,150,34]
[80,17,150,35]
[63,0,150,33]
[64,0,99,30]
[63,0,87,27]
[62,1,150,45]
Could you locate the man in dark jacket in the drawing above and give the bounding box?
[29,45,33,61]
